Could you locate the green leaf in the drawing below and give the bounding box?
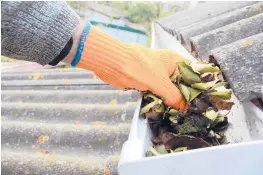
[190,62,220,74]
[140,94,163,115]
[179,84,201,102]
[192,80,227,91]
[177,62,201,85]
[149,146,160,156]
[170,72,182,84]
[212,82,228,89]
[179,84,190,101]
[154,104,164,113]
[140,101,156,115]
[169,116,178,124]
[173,147,187,152]
[191,80,217,90]
[155,145,168,155]
[209,90,232,100]
[188,87,202,102]
[168,109,179,115]
[203,109,218,121]
[144,94,162,104]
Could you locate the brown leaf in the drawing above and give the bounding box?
[160,132,177,144]
[164,135,210,150]
[145,104,164,120]
[151,136,162,144]
[200,72,214,82]
[159,127,169,136]
[215,100,234,110]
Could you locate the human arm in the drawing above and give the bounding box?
[1,1,190,111]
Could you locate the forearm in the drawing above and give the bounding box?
[62,20,85,64]
[1,1,80,65]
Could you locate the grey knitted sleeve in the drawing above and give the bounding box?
[1,1,80,65]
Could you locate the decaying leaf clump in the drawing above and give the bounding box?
[140,62,234,157]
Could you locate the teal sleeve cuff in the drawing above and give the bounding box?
[71,22,92,67]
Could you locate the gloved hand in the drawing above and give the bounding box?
[77,26,191,112]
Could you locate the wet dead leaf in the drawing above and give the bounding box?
[178,116,209,135]
[160,132,178,144]
[164,135,210,150]
[214,100,234,110]
[109,99,118,105]
[151,136,162,144]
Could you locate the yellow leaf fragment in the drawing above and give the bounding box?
[253,4,262,11]
[38,135,49,145]
[109,99,118,105]
[240,40,253,48]
[91,121,107,126]
[32,72,43,80]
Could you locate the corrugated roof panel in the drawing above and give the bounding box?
[179,2,263,51]
[208,33,263,101]
[190,13,263,60]
[156,1,262,102]
[1,68,141,175]
[158,1,255,31]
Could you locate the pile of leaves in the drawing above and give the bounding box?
[140,62,234,157]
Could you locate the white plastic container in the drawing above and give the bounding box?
[118,23,263,175]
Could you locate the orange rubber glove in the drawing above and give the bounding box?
[77,26,191,112]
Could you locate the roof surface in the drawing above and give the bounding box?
[157,1,263,102]
[1,67,141,175]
